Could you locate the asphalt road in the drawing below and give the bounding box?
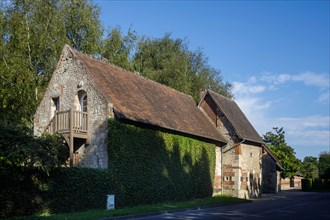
[124,191,330,220]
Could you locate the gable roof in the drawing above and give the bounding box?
[65,45,226,145]
[200,89,264,144]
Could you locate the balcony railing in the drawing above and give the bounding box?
[45,109,88,136]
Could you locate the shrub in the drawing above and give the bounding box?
[301,178,312,191]
[301,178,330,191]
[0,167,113,218]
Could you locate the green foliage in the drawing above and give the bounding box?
[0,167,112,218]
[301,178,313,191]
[318,152,330,179]
[0,121,67,173]
[108,119,216,208]
[62,0,102,53]
[301,178,330,192]
[44,168,112,213]
[302,156,319,179]
[263,127,301,178]
[0,120,217,218]
[101,27,137,71]
[133,34,232,102]
[0,0,102,125]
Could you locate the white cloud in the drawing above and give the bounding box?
[232,72,330,159]
[261,71,329,88]
[292,72,329,88]
[316,90,330,104]
[232,81,266,95]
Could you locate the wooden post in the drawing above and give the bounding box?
[69,108,74,167]
[54,110,57,134]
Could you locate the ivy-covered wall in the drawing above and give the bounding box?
[0,119,216,218]
[108,119,216,207]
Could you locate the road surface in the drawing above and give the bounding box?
[122,191,330,220]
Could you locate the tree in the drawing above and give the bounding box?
[302,156,318,179]
[133,34,232,102]
[0,0,102,125]
[101,27,137,71]
[318,152,330,179]
[263,127,301,178]
[62,0,102,54]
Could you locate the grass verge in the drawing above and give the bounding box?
[9,195,250,220]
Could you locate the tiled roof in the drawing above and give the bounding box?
[69,46,226,144]
[203,89,264,144]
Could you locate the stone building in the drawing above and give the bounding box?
[262,146,283,193]
[34,45,226,169]
[34,45,281,199]
[199,89,282,198]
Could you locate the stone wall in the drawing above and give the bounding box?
[199,95,262,199]
[262,151,281,193]
[213,147,222,195]
[239,143,262,198]
[281,176,302,190]
[34,46,111,168]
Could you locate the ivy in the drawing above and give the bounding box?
[108,119,216,208]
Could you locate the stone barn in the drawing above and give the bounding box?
[34,45,226,169]
[198,89,280,198]
[34,44,281,199]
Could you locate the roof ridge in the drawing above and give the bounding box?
[69,45,195,101]
[207,89,234,102]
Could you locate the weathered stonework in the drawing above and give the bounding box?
[262,151,281,193]
[34,46,111,168]
[199,94,262,199]
[213,147,222,195]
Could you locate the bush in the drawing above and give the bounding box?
[0,167,112,218]
[301,178,330,191]
[301,178,312,191]
[108,119,216,208]
[0,122,67,173]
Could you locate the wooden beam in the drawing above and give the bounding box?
[69,108,74,167]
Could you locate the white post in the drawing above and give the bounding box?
[106,194,115,210]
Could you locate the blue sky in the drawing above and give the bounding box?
[94,0,330,160]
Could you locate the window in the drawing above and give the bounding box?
[79,93,87,112]
[52,97,60,111]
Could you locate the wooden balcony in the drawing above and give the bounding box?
[45,109,88,139]
[45,108,88,167]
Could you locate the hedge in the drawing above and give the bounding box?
[108,119,216,208]
[0,119,216,218]
[301,178,330,191]
[0,167,112,218]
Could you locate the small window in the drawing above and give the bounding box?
[79,93,87,112]
[82,95,87,112]
[52,97,60,111]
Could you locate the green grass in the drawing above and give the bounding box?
[9,195,250,220]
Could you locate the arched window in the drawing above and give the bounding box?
[79,93,87,112]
